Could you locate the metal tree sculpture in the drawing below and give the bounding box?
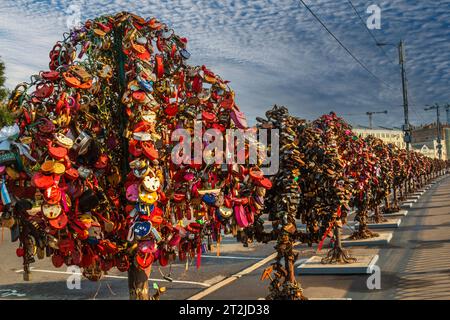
[365,136,392,223]
[247,107,448,300]
[307,113,355,264]
[256,106,308,300]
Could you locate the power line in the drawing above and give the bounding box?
[345,0,395,65]
[298,0,397,91]
[407,85,427,124]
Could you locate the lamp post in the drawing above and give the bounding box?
[446,104,450,125]
[424,104,442,160]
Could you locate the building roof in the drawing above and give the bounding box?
[412,141,435,149]
[352,125,403,131]
[412,123,450,130]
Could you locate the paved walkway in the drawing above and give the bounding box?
[344,175,450,300]
[392,177,450,299]
[199,175,450,300]
[1,175,449,300]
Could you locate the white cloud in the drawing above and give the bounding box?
[0,0,448,127]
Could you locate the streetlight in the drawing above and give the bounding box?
[446,104,450,125]
[424,104,442,160]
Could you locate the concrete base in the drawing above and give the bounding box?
[365,218,401,229]
[342,231,393,246]
[258,297,353,300]
[401,202,413,209]
[384,209,408,217]
[297,254,379,275]
[263,224,307,232]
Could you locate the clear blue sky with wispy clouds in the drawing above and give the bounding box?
[0,0,449,127]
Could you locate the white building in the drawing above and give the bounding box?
[352,125,407,149]
[411,140,447,160]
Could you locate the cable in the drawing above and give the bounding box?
[409,102,426,124]
[405,75,427,124]
[298,0,397,91]
[345,0,395,65]
[409,105,426,124]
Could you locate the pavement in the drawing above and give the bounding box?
[0,175,449,300]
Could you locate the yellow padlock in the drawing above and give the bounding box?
[6,167,20,180]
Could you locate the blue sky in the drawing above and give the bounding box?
[0,0,449,127]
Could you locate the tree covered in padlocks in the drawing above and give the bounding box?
[0,11,448,302]
[0,12,273,300]
[252,106,448,300]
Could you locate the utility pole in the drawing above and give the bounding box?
[424,104,442,160]
[368,112,373,130]
[437,106,442,160]
[446,104,450,125]
[378,40,411,150]
[398,40,411,151]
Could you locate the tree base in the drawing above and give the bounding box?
[349,228,379,240]
[383,205,399,214]
[129,287,150,300]
[321,246,357,264]
[128,264,151,300]
[266,281,308,300]
[369,214,387,224]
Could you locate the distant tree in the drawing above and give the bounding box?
[0,56,14,127]
[0,56,9,102]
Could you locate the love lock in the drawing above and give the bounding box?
[4,10,444,302]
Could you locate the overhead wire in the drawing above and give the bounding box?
[299,0,432,127]
[345,0,396,65]
[298,0,397,91]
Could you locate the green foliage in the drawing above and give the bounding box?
[0,56,13,127]
[0,105,14,128]
[0,56,9,102]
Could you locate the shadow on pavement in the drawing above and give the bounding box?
[0,276,203,300]
[408,239,450,249]
[0,278,128,300]
[411,205,450,210]
[346,271,434,297]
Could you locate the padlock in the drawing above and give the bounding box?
[5,10,445,289]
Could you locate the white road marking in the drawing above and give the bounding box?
[204,275,226,285]
[201,255,264,260]
[14,268,210,287]
[0,289,27,297]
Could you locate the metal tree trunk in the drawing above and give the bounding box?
[128,264,150,300]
